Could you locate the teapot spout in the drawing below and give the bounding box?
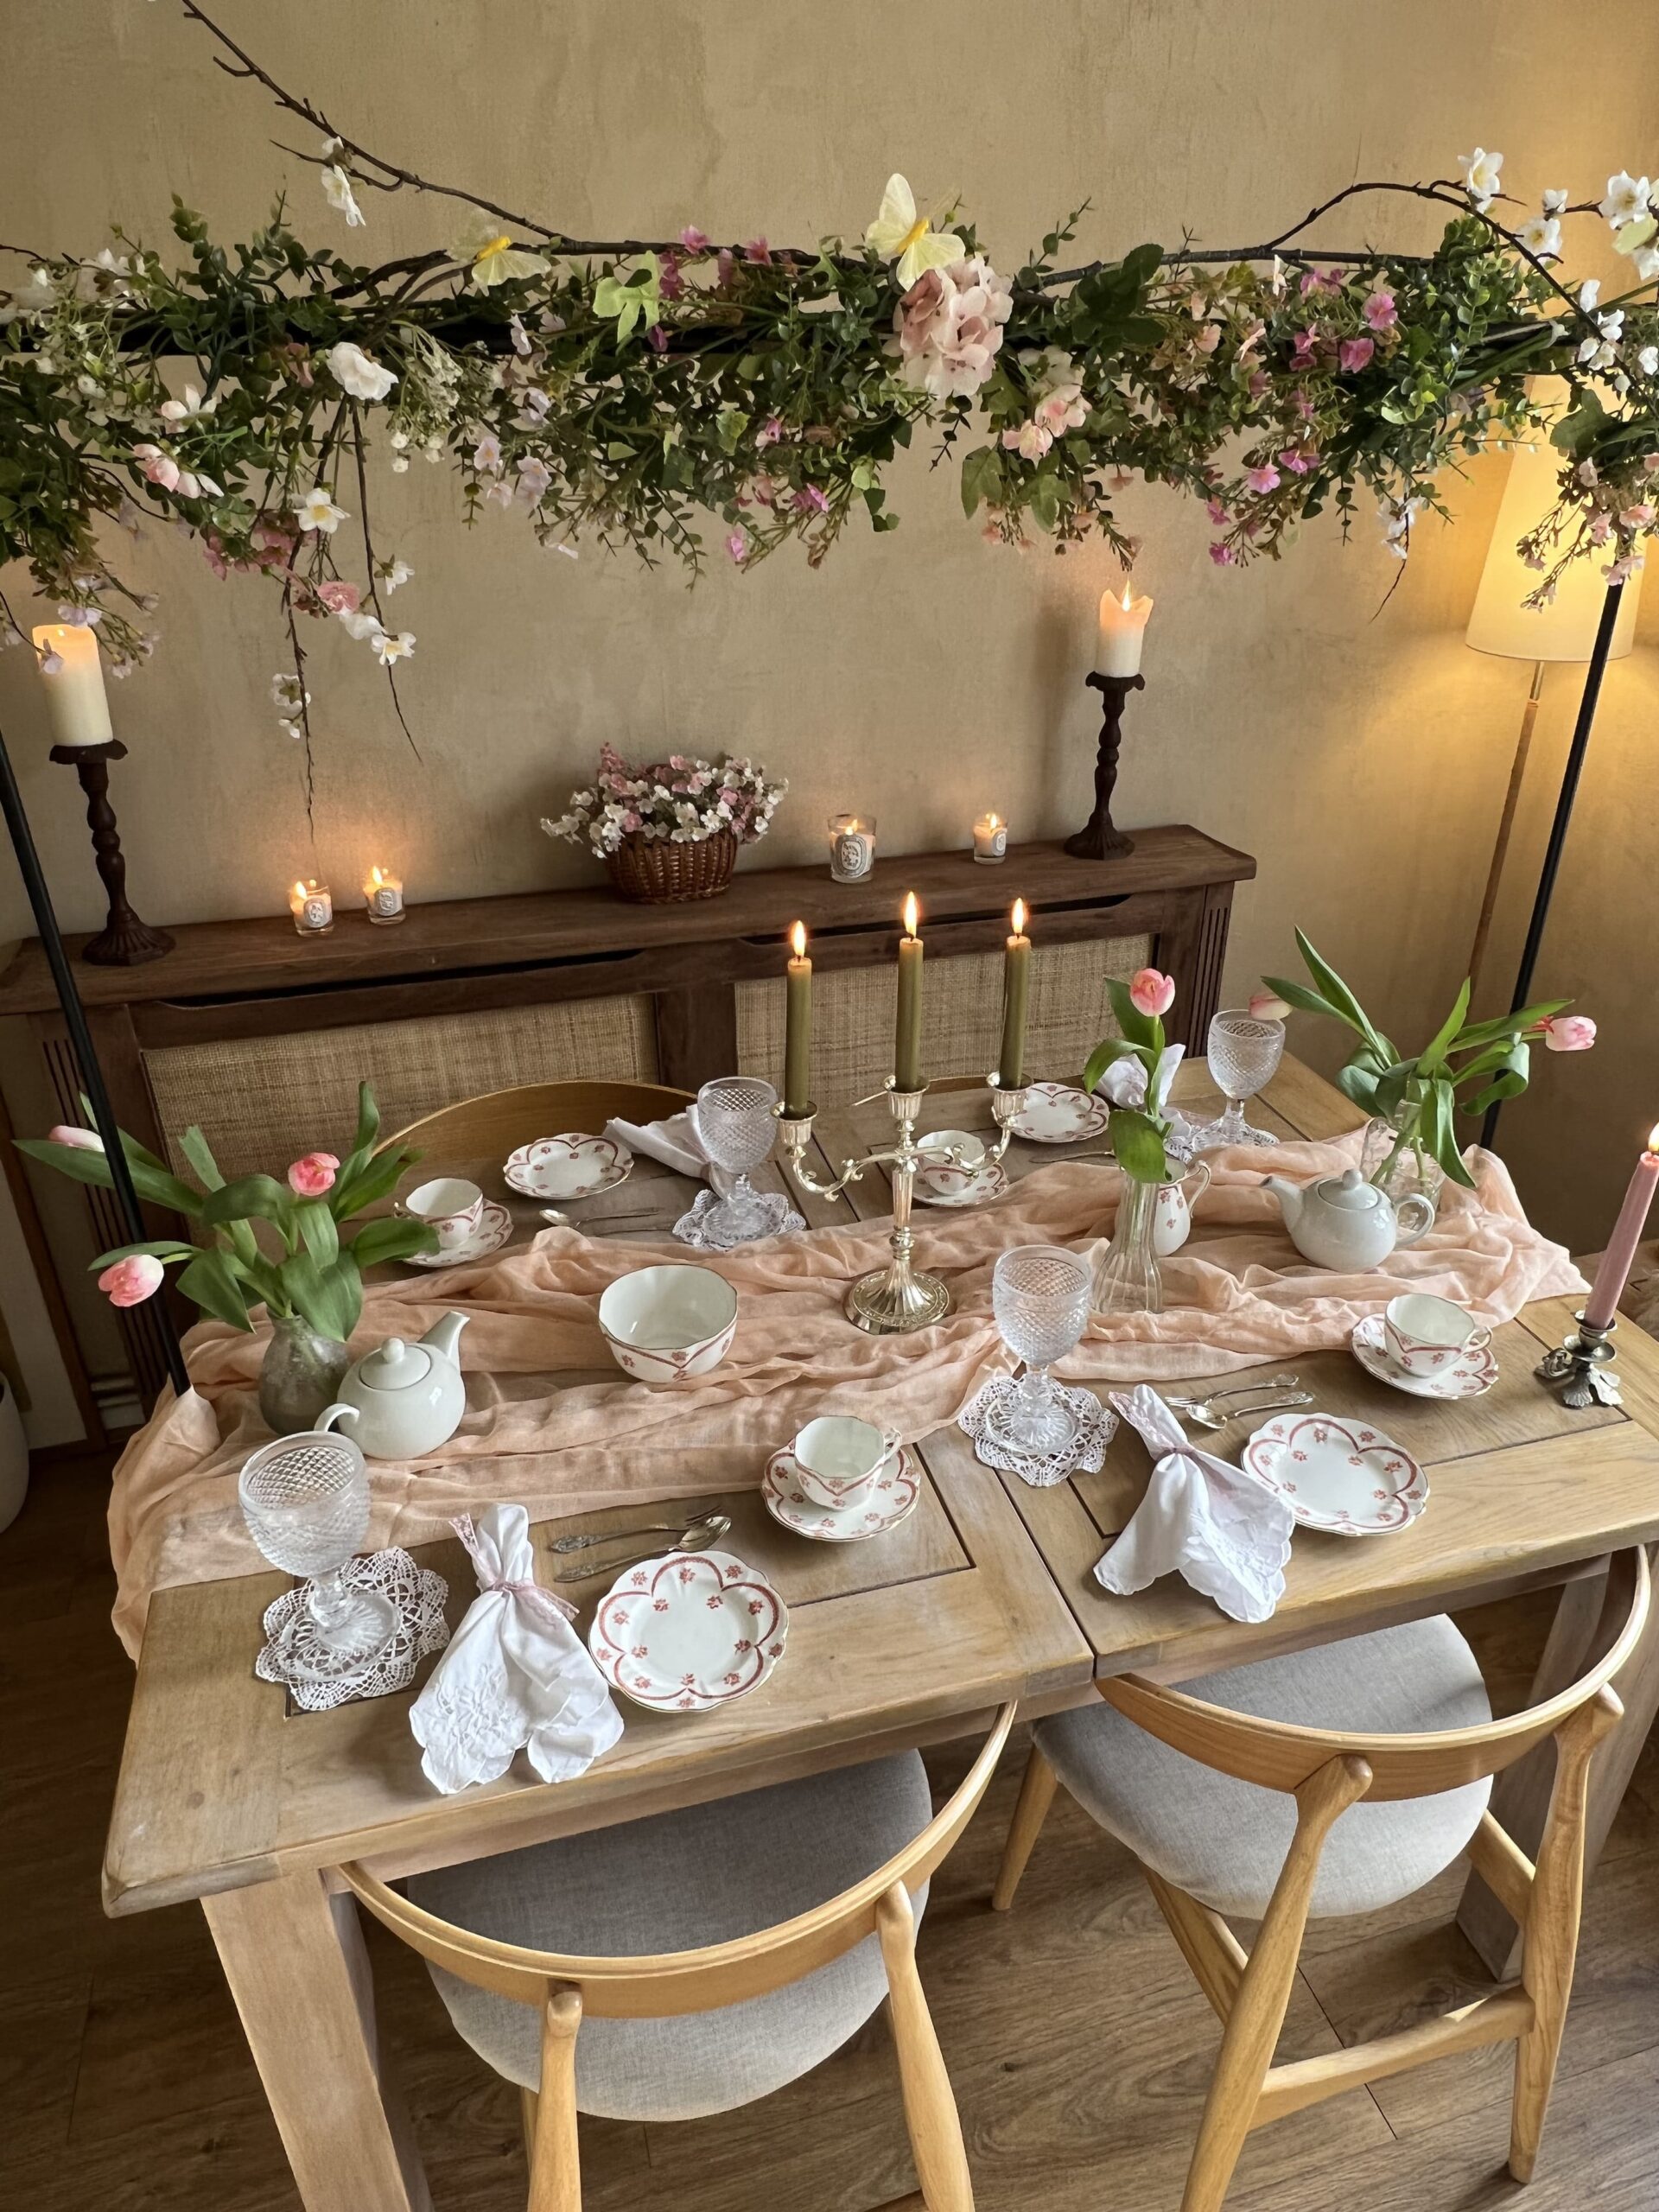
[1261,1173,1302,1225]
[419,1310,470,1366]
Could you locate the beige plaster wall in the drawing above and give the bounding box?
[1,0,1655,1251]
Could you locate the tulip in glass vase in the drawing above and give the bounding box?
[1262,931,1597,1211]
[16,1083,439,1433]
[1083,967,1185,1317]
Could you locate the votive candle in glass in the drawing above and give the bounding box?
[289,879,334,936]
[973,811,1008,864]
[364,864,405,925]
[829,813,876,883]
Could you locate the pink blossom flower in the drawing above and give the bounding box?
[1249,990,1292,1021]
[99,1254,163,1308]
[678,225,710,253]
[1248,370,1270,398]
[1589,514,1613,546]
[1278,448,1312,475]
[793,484,830,514]
[716,248,737,289]
[1128,966,1176,1018]
[647,323,669,353]
[726,530,749,564]
[1205,498,1230,524]
[749,474,778,507]
[756,416,784,448]
[743,237,772,265]
[657,252,683,302]
[318,580,360,615]
[1541,1014,1596,1052]
[1618,502,1656,529]
[1288,334,1317,372]
[1363,289,1398,331]
[201,534,231,580]
[1338,336,1376,372]
[1299,266,1342,297]
[1245,463,1281,494]
[286,1150,340,1198]
[621,810,643,832]
[48,1124,105,1152]
[1209,541,1237,565]
[1001,420,1053,461]
[132,444,180,493]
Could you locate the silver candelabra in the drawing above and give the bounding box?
[775,1072,1028,1334]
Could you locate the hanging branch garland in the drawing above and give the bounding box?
[1,0,1656,815]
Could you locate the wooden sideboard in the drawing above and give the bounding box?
[0,823,1254,1403]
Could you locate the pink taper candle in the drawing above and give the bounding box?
[1583,1125,1659,1330]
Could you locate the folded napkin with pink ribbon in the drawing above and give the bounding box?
[409,1503,624,1794]
[1093,1384,1296,1624]
[601,1109,734,1193]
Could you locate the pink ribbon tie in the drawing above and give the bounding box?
[453,1513,577,1623]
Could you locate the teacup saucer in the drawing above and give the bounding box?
[1008,1081,1109,1145]
[405,1198,514,1268]
[1351,1313,1497,1399]
[761,1446,919,1542]
[914,1161,1010,1209]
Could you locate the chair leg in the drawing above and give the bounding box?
[528,1987,583,2212]
[877,1884,974,2212]
[1510,1690,1622,2183]
[1181,1757,1370,2212]
[991,1745,1058,1912]
[519,2085,539,2169]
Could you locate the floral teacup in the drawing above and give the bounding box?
[790,1414,901,1511]
[1152,1158,1211,1256]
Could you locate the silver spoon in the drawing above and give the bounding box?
[551,1509,730,1554]
[550,1512,730,1583]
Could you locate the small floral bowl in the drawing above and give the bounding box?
[598,1264,739,1384]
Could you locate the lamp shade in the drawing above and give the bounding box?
[1466,392,1643,661]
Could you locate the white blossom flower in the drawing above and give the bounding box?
[509,313,531,357]
[1457,148,1503,212]
[373,629,416,666]
[1579,278,1601,312]
[515,456,551,505]
[270,672,309,716]
[1517,213,1562,261]
[293,486,348,534]
[381,556,413,593]
[337,607,385,642]
[159,382,218,423]
[1541,188,1569,216]
[321,164,365,228]
[324,341,397,402]
[472,430,502,474]
[320,136,343,159]
[1639,346,1659,376]
[1632,245,1659,283]
[1377,494,1424,560]
[1600,172,1650,228]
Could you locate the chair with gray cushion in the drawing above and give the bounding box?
[344,1705,1014,2212]
[990,1559,1649,2212]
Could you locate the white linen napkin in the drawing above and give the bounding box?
[601,1109,734,1194]
[1093,1383,1295,1624]
[410,1503,624,1795]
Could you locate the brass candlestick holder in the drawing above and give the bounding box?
[776,1073,1029,1334]
[1535,1312,1622,1409]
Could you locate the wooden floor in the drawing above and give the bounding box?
[5,1456,1659,2212]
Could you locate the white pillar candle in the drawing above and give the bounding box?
[32,623,114,748]
[972,811,1009,864]
[289,879,334,936]
[364,864,405,925]
[1095,582,1154,677]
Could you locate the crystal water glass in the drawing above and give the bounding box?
[691,1076,785,1243]
[984,1245,1093,1456]
[1193,1007,1285,1149]
[238,1428,395,1681]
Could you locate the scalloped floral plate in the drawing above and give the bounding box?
[505,1132,632,1201]
[1008,1082,1110,1145]
[588,1549,788,1712]
[1242,1411,1427,1536]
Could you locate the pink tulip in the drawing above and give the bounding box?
[99,1254,163,1307]
[48,1123,105,1152]
[1541,1014,1596,1052]
[1128,967,1176,1019]
[1249,990,1292,1021]
[286,1150,340,1197]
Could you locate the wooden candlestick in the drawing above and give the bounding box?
[1064,671,1142,861]
[50,741,174,966]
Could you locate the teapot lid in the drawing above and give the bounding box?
[1318,1167,1386,1212]
[357,1337,432,1390]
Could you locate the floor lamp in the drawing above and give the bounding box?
[1464,404,1642,1148]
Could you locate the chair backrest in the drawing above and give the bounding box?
[342,1705,1015,2018]
[379,1079,694,1169]
[1100,1551,1649,1802]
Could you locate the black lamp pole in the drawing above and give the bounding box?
[0,718,190,1397]
[1480,578,1624,1153]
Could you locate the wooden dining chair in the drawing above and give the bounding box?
[379,1077,695,1167]
[991,1553,1649,2211]
[342,1704,1015,2212]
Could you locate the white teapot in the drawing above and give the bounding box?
[1262,1166,1434,1272]
[320,1312,470,1459]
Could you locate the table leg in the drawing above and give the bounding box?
[201,1869,432,2212]
[1457,1556,1659,1978]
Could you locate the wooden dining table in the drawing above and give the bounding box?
[100,1056,1659,2212]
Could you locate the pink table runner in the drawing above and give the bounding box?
[108,1135,1583,1654]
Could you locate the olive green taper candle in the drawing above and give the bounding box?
[998,898,1031,1088]
[783,919,813,1116]
[894,892,924,1093]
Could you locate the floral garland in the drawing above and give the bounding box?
[2,3,1656,805]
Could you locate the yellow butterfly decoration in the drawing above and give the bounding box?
[454,217,551,293]
[864,174,964,289]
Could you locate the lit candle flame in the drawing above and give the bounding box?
[1121,582,1134,611]
[1648,1123,1659,1153]
[1011,898,1027,936]
[903,892,919,938]
[790,918,807,960]
[988,811,1000,830]
[369,865,385,889]
[292,880,308,900]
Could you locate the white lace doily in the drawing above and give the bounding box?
[256,1548,451,1713]
[957,1378,1118,1486]
[672,1186,805,1249]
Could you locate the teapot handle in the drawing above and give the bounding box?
[1394,1192,1437,1246]
[315,1401,359,1434]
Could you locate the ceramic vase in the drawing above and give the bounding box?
[1093,1177,1164,1316]
[258,1313,351,1436]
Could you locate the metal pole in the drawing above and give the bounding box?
[0,718,190,1396]
[1480,580,1623,1154]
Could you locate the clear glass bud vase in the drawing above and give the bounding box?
[1092,1177,1165,1317]
[1361,1099,1446,1217]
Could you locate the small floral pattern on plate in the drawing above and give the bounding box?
[1008,1082,1110,1145]
[405,1198,514,1268]
[1242,1412,1427,1536]
[761,1446,921,1541]
[1351,1314,1497,1400]
[914,1160,1010,1209]
[505,1132,632,1201]
[588,1549,787,1711]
